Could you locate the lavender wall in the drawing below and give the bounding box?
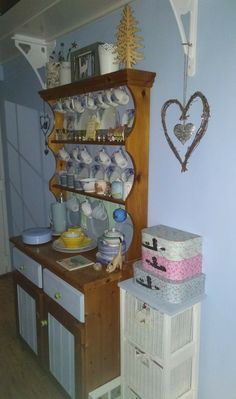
[0,0,236,397]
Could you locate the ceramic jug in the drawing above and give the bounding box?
[51,202,67,234]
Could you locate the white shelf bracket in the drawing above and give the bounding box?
[12,34,56,88]
[169,0,198,76]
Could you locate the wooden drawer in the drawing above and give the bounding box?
[43,269,85,323]
[13,248,42,288]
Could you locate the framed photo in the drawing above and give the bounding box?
[70,42,103,81]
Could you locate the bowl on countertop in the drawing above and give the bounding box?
[60,230,85,248]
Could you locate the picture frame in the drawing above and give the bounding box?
[70,42,103,81]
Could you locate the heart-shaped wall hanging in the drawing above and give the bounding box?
[161,91,210,172]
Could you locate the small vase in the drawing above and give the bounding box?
[59,61,71,85]
[45,62,60,88]
[98,43,119,75]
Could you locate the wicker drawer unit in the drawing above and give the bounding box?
[119,279,202,399]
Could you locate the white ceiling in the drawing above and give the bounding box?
[0,0,130,64]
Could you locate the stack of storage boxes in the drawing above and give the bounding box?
[133,224,205,304]
[119,225,205,399]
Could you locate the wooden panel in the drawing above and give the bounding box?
[13,271,46,365]
[17,284,38,354]
[84,280,120,393]
[44,294,85,399]
[48,313,76,399]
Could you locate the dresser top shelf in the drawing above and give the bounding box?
[39,69,156,101]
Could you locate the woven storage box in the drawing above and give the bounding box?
[134,260,205,304]
[124,340,193,399]
[142,225,202,281]
[124,291,193,360]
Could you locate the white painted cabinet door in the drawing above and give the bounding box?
[48,313,75,399]
[0,121,10,274]
[17,284,38,354]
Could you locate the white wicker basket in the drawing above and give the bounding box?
[124,341,193,399]
[124,291,193,362]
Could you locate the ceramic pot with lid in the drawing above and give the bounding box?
[102,228,124,245]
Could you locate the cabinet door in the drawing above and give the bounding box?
[13,271,45,362]
[17,284,38,354]
[44,294,85,399]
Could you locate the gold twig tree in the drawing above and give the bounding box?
[114,4,144,68]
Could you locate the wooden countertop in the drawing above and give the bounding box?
[10,236,134,293]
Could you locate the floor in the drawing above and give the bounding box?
[0,273,67,399]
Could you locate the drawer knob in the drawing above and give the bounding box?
[54,292,61,300]
[41,320,48,327]
[19,265,25,271]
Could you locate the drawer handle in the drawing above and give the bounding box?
[54,292,61,300]
[19,265,25,271]
[41,320,48,327]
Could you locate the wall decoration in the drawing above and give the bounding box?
[161,91,210,172]
[114,4,144,68]
[161,42,210,172]
[70,42,102,81]
[40,101,51,155]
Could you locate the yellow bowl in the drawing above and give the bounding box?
[61,231,84,248]
[67,226,83,235]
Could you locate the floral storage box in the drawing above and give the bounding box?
[133,260,205,304]
[142,225,202,281]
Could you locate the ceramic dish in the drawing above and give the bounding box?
[52,237,97,253]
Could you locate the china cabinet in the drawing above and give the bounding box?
[11,68,156,399]
[39,68,156,262]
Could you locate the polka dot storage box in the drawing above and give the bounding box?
[142,224,202,281]
[133,260,205,304]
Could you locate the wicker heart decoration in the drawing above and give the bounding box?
[161,91,210,172]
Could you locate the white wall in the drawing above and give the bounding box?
[0,0,236,397]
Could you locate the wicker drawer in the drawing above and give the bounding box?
[124,341,193,399]
[43,269,85,323]
[13,248,42,288]
[124,291,193,361]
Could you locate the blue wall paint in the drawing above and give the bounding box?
[0,0,236,397]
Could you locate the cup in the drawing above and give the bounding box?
[85,94,97,110]
[91,201,107,221]
[72,147,80,162]
[111,179,123,199]
[104,89,118,107]
[80,147,93,164]
[81,200,92,218]
[95,180,109,196]
[60,173,67,186]
[51,202,67,234]
[97,148,111,166]
[112,149,128,169]
[72,98,85,113]
[66,196,80,212]
[96,92,110,109]
[58,147,70,161]
[112,87,129,105]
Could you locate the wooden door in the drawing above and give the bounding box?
[0,119,10,274]
[43,294,85,399]
[13,271,45,362]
